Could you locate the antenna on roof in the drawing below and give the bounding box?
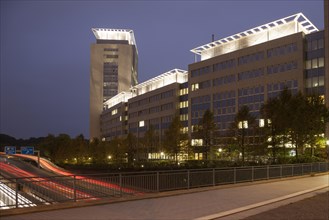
[212,34,215,42]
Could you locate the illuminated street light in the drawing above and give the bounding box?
[108,155,112,160]
[218,148,222,153]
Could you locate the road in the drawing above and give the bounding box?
[0,155,138,209]
[1,173,328,220]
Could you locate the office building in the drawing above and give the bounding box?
[90,29,138,140]
[94,7,328,159]
[188,13,326,152]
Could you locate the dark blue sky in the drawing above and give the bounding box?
[0,0,324,139]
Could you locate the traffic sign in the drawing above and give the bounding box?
[5,146,16,155]
[21,146,34,155]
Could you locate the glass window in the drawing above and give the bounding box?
[306,78,312,88]
[311,40,318,50]
[318,39,324,49]
[306,60,312,69]
[312,58,318,68]
[318,57,324,67]
[318,76,324,86]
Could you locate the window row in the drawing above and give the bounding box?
[267,42,297,58]
[213,74,236,86]
[267,80,298,92]
[215,106,236,116]
[305,57,324,70]
[191,66,211,77]
[306,38,324,51]
[105,55,118,59]
[104,48,118,52]
[238,86,264,97]
[191,95,211,104]
[238,94,264,105]
[213,99,236,108]
[267,60,297,74]
[238,68,264,81]
[213,59,236,72]
[305,76,325,88]
[213,90,236,101]
[238,51,264,65]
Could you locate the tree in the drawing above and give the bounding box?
[233,106,256,165]
[141,125,159,159]
[261,89,293,160]
[195,109,216,160]
[261,89,329,160]
[163,115,188,162]
[123,133,138,165]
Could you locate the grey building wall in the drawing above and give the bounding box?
[90,43,137,140]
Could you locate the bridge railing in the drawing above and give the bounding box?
[1,162,328,209]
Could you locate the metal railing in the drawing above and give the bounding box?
[1,162,328,209]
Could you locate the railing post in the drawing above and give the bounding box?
[213,169,216,186]
[73,175,76,202]
[292,164,294,176]
[119,173,122,196]
[234,168,236,184]
[302,164,304,175]
[15,179,18,208]
[187,170,190,189]
[280,164,282,178]
[156,172,159,192]
[251,166,254,182]
[267,165,269,180]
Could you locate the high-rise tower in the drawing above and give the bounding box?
[90,29,138,140]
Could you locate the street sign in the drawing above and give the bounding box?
[4,146,16,155]
[21,146,34,155]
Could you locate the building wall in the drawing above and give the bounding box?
[127,83,181,143]
[188,32,305,144]
[100,102,127,141]
[90,43,137,140]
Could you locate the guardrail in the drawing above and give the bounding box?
[1,162,328,209]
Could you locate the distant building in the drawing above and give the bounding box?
[90,29,138,140]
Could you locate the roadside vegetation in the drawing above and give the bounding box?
[1,89,328,172]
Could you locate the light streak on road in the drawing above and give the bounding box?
[0,162,94,200]
[12,154,140,194]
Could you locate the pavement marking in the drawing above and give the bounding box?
[194,184,329,220]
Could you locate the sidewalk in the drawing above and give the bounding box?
[1,174,328,220]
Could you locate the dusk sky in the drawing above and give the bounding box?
[0,0,325,139]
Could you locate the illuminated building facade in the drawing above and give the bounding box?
[94,9,328,157]
[189,13,328,153]
[101,69,188,140]
[90,29,138,140]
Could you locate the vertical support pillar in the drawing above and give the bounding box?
[212,169,215,186]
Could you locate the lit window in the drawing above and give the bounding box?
[111,109,118,115]
[259,119,265,127]
[139,121,145,127]
[192,83,199,91]
[238,121,248,129]
[191,139,203,146]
